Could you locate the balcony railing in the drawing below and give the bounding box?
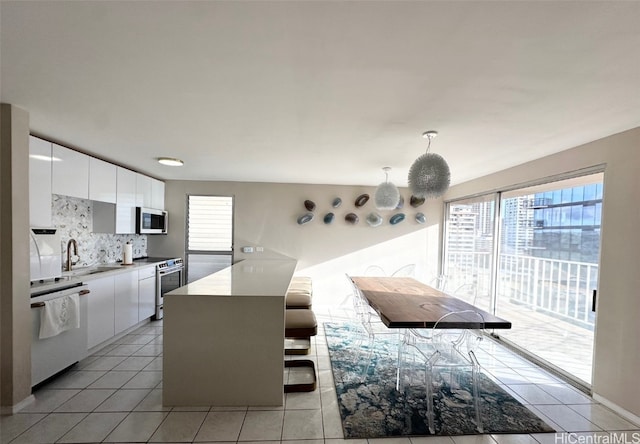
[445,252,597,329]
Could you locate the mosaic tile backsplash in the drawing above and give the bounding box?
[52,194,147,268]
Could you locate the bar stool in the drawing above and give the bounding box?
[284,309,317,392]
[290,276,313,289]
[286,276,313,309]
[284,308,316,355]
[286,290,312,309]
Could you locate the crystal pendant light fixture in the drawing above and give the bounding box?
[374,166,400,210]
[407,130,450,198]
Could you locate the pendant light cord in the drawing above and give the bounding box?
[422,130,438,154]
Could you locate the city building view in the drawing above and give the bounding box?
[443,175,603,385]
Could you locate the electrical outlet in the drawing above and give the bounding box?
[256,246,264,252]
[242,246,254,253]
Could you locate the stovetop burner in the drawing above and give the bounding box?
[134,256,181,263]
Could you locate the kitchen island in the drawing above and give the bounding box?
[163,258,297,406]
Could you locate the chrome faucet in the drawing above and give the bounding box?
[66,238,78,271]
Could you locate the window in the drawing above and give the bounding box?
[443,193,497,312]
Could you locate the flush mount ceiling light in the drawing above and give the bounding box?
[157,157,184,166]
[374,166,401,210]
[407,130,450,199]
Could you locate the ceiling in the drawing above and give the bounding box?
[2,1,640,187]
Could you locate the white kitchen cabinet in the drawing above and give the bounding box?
[138,266,156,321]
[151,178,165,210]
[116,167,137,234]
[87,275,115,349]
[114,270,139,334]
[93,166,138,234]
[29,136,53,227]
[89,157,117,203]
[136,173,152,208]
[52,144,89,199]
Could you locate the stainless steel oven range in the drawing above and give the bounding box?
[153,257,184,319]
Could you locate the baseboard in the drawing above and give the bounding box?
[87,318,151,355]
[592,393,640,427]
[1,394,35,415]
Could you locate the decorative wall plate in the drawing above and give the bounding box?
[345,213,359,224]
[297,212,314,225]
[410,195,426,208]
[415,212,426,224]
[332,197,342,208]
[355,194,370,208]
[389,213,406,225]
[366,212,383,227]
[324,212,335,224]
[304,200,316,211]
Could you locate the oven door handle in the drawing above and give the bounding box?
[31,289,90,308]
[158,268,183,276]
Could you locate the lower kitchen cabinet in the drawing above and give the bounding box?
[115,270,139,334]
[86,267,156,351]
[138,266,156,321]
[87,275,115,349]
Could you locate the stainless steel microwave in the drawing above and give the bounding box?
[136,207,168,234]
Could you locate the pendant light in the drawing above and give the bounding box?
[407,130,450,198]
[374,167,400,210]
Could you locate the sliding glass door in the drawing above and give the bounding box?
[443,173,603,385]
[495,175,602,384]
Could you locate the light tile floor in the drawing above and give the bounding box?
[2,307,638,444]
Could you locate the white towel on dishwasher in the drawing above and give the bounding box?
[39,293,80,339]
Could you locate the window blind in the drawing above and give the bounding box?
[187,195,233,252]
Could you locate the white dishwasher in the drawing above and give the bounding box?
[31,283,89,386]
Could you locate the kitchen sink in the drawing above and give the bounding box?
[63,265,122,277]
[86,267,119,275]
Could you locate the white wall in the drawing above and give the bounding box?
[444,127,640,420]
[149,181,442,307]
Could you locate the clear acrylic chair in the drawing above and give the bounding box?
[450,282,478,305]
[391,264,416,277]
[346,274,400,380]
[429,274,448,291]
[363,265,387,276]
[400,310,485,434]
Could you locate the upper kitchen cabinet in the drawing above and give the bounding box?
[29,136,53,227]
[151,178,165,210]
[136,173,152,208]
[89,157,117,203]
[136,173,165,210]
[52,144,89,199]
[115,167,136,234]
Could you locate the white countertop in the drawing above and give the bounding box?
[166,259,297,298]
[29,259,161,296]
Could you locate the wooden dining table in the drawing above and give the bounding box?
[350,276,511,329]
